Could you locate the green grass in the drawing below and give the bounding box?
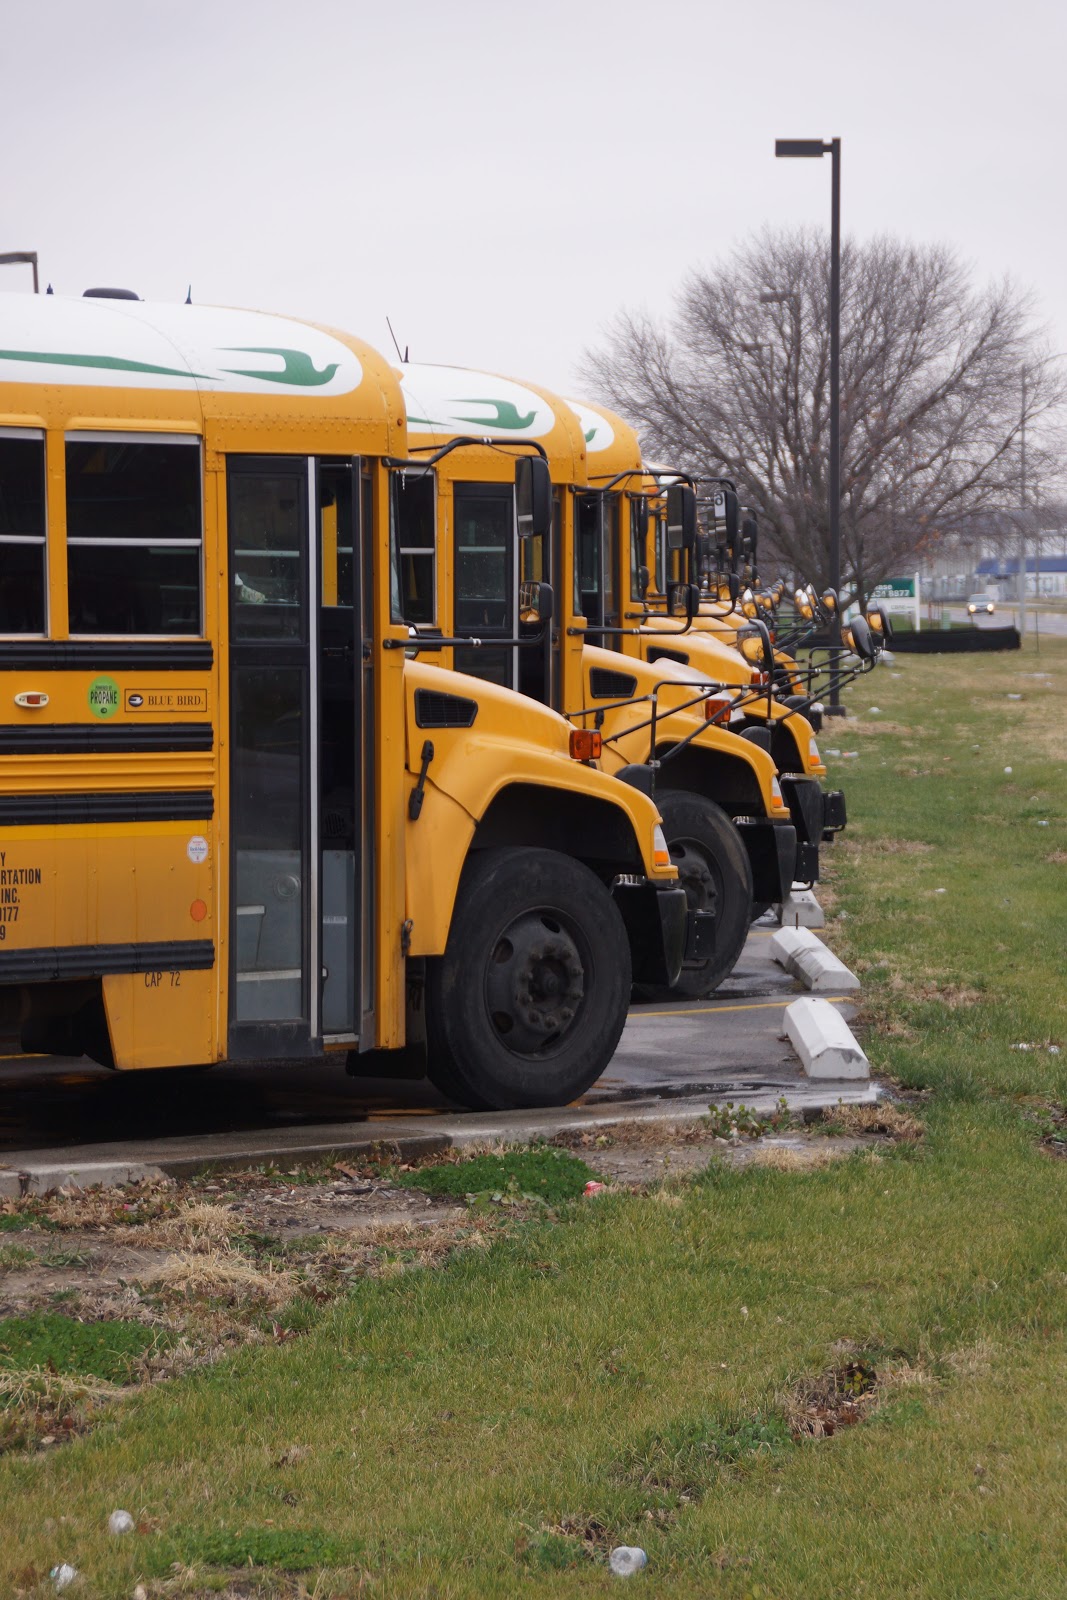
[0,1212,34,1233]
[0,640,1064,1597]
[394,1144,600,1201]
[0,1314,161,1386]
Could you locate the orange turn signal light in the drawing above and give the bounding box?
[704,694,734,724]
[569,728,602,761]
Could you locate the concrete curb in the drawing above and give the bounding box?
[785,998,870,1080]
[0,1160,168,1199]
[0,1081,881,1191]
[774,887,826,929]
[769,927,861,993]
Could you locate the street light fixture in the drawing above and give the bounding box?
[775,137,843,711]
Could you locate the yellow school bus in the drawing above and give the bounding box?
[569,403,847,891]
[0,291,687,1109]
[390,362,797,995]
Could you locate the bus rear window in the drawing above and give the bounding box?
[66,436,202,635]
[0,432,46,634]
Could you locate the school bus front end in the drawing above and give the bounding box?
[396,657,686,1107]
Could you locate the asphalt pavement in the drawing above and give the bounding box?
[0,924,874,1192]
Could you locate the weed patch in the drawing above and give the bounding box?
[156,1525,356,1573]
[0,1313,160,1383]
[621,1412,793,1500]
[394,1144,599,1202]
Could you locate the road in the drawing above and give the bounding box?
[942,605,1067,636]
[0,924,873,1189]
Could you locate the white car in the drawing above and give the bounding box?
[966,593,996,616]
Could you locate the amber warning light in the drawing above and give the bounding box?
[569,729,602,761]
[704,694,734,724]
[14,691,49,708]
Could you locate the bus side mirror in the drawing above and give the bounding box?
[515,456,552,540]
[713,487,740,555]
[666,485,697,553]
[728,572,741,605]
[742,514,758,559]
[668,582,700,621]
[848,614,875,662]
[638,565,650,599]
[519,580,554,624]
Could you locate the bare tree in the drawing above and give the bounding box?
[579,228,1065,603]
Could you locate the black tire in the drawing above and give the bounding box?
[425,847,632,1111]
[652,789,753,999]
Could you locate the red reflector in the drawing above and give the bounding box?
[749,669,769,687]
[569,728,602,761]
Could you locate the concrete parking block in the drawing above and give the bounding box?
[775,888,826,928]
[768,925,818,967]
[769,926,860,993]
[791,942,861,993]
[785,998,870,1080]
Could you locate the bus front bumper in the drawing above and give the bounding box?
[735,819,798,906]
[613,882,689,989]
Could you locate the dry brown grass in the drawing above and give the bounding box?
[38,1180,177,1231]
[859,835,934,856]
[826,1102,924,1140]
[843,718,912,737]
[748,1145,841,1172]
[151,1249,296,1308]
[1046,850,1067,866]
[112,1202,238,1250]
[0,1365,122,1413]
[782,1355,932,1440]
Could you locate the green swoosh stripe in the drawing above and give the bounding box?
[0,349,210,380]
[219,347,340,388]
[584,427,597,443]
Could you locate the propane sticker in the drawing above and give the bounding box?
[187,835,209,865]
[88,675,120,719]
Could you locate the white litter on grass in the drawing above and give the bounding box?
[868,706,881,714]
[50,1567,77,1592]
[825,748,841,756]
[609,1547,649,1578]
[841,751,859,759]
[935,888,947,894]
[1004,767,1013,774]
[891,671,903,677]
[1007,693,1023,700]
[1035,820,1050,827]
[108,1510,135,1536]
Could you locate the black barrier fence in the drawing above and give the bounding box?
[889,626,1021,654]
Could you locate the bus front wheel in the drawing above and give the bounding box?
[654,790,753,999]
[425,847,631,1111]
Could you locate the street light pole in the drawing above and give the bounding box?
[1019,366,1027,640]
[775,137,844,711]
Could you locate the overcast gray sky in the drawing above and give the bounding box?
[4,0,1065,395]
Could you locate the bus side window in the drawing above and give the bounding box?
[66,435,202,636]
[0,432,46,634]
[389,470,435,625]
